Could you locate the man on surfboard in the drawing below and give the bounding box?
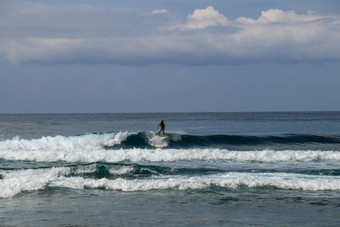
[157,120,166,137]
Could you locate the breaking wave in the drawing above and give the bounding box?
[0,132,339,163]
[2,131,340,151]
[0,147,340,163]
[1,166,340,198]
[1,131,339,198]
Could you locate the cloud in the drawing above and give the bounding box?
[235,9,321,24]
[184,6,228,29]
[3,38,82,64]
[151,9,169,15]
[0,2,339,65]
[165,7,325,30]
[163,6,229,30]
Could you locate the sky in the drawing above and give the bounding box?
[1,0,340,113]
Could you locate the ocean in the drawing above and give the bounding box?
[1,112,340,226]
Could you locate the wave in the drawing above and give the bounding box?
[165,133,340,148]
[0,146,340,163]
[1,132,339,164]
[2,166,340,198]
[0,132,131,151]
[104,132,340,149]
[1,131,340,150]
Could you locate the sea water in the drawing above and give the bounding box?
[0,112,340,226]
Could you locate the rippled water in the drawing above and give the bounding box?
[1,112,340,226]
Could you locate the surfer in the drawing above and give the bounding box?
[157,120,166,137]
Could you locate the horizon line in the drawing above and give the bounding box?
[1,110,340,115]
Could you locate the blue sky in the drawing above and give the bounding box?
[1,0,340,113]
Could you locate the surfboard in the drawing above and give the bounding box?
[162,136,169,139]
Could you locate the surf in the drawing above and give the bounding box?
[1,146,340,163]
[2,166,340,198]
[2,131,340,151]
[0,132,340,163]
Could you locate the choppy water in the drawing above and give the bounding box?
[1,112,340,226]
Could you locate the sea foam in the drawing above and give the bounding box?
[0,145,339,163]
[0,132,131,152]
[52,172,340,191]
[0,167,70,198]
[2,167,340,198]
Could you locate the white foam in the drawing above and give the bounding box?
[0,144,339,163]
[149,134,168,148]
[2,168,340,198]
[108,166,134,175]
[0,167,70,198]
[50,172,340,192]
[0,133,132,153]
[105,131,131,146]
[72,164,134,175]
[73,165,98,174]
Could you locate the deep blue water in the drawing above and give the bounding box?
[1,112,340,226]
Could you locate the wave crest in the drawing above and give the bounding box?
[0,147,339,163]
[2,167,340,198]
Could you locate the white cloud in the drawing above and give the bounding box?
[165,6,229,30]
[235,9,322,25]
[185,6,228,29]
[0,2,340,65]
[151,9,169,15]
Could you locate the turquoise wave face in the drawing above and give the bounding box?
[99,132,340,150]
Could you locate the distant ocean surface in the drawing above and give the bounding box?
[1,112,340,226]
